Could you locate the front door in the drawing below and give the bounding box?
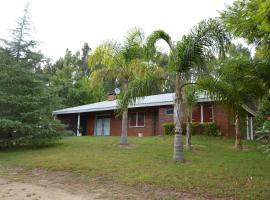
[95,116,110,136]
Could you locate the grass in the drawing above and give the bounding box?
[0,135,269,199]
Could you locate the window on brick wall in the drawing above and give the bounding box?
[129,113,137,126]
[129,112,145,127]
[137,112,145,126]
[166,108,174,115]
[203,103,213,122]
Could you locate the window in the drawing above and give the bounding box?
[137,112,145,126]
[130,113,137,126]
[166,108,174,115]
[129,112,145,127]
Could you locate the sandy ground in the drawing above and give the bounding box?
[0,178,101,200]
[0,167,232,200]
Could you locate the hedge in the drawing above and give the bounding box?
[163,122,221,136]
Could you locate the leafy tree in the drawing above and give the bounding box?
[80,42,91,76]
[88,28,163,145]
[146,19,231,161]
[221,0,270,52]
[50,49,104,107]
[221,0,270,87]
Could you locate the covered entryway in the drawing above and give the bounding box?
[95,115,111,136]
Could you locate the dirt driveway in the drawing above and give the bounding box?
[0,168,111,200]
[0,177,102,200]
[0,167,231,200]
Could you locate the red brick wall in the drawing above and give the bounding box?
[213,103,235,137]
[84,108,158,136]
[192,103,213,123]
[158,106,174,135]
[127,108,158,136]
[57,103,236,137]
[157,103,234,136]
[110,112,122,136]
[203,103,213,122]
[192,105,201,122]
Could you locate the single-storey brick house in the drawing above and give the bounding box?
[53,93,256,140]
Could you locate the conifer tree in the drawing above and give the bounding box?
[0,4,62,148]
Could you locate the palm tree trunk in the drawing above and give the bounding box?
[186,115,192,150]
[173,73,184,162]
[235,112,242,149]
[120,82,128,145]
[121,108,128,145]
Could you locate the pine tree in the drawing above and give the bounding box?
[1,4,39,63]
[0,4,62,148]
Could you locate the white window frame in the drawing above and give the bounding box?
[129,112,145,127]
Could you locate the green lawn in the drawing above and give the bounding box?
[0,136,269,199]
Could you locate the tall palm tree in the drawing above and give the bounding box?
[183,86,197,150]
[146,19,231,162]
[88,28,163,145]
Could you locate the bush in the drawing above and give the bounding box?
[203,123,221,136]
[190,122,200,135]
[256,120,270,157]
[163,123,196,135]
[162,122,221,136]
[163,123,174,135]
[0,119,62,148]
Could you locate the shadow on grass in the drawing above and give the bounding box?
[0,141,64,152]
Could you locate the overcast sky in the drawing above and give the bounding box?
[0,0,234,61]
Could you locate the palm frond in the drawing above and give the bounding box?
[172,18,231,77]
[190,18,231,58]
[145,30,173,60]
[183,86,197,107]
[117,68,164,112]
[124,27,145,47]
[121,27,145,63]
[89,68,116,84]
[174,35,205,72]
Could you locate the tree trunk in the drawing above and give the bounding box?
[186,115,192,150]
[173,73,184,162]
[120,82,128,145]
[235,112,242,149]
[121,108,128,145]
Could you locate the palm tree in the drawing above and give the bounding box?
[183,86,197,150]
[146,19,231,162]
[199,45,265,149]
[88,28,163,145]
